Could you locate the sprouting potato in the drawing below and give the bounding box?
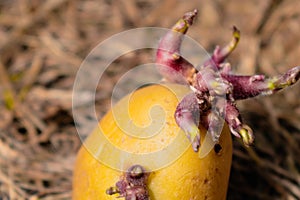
[73,84,232,200]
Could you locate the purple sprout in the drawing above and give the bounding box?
[106,165,149,200]
[156,9,300,152]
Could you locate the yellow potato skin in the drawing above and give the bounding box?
[73,84,232,200]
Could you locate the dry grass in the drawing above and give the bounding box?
[0,0,299,199]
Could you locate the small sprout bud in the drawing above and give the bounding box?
[107,165,149,200]
[172,9,198,33]
[129,165,144,179]
[269,66,300,90]
[106,186,119,195]
[238,125,254,147]
[182,9,198,26]
[172,53,180,60]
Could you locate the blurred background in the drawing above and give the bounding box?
[0,0,299,199]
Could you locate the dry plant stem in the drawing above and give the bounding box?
[0,55,64,198]
[234,145,300,199]
[0,0,69,54]
[256,0,284,34]
[156,10,300,151]
[0,50,48,137]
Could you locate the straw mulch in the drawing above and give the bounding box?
[0,0,299,199]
